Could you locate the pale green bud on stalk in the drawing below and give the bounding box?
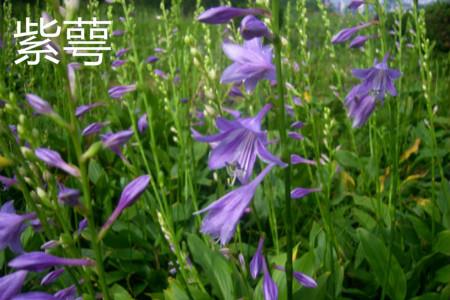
[36,187,47,200]
[19,114,26,124]
[43,170,52,183]
[24,177,33,185]
[5,103,14,113]
[17,124,25,137]
[208,69,216,81]
[81,141,103,162]
[21,146,33,159]
[193,57,200,67]
[32,128,39,139]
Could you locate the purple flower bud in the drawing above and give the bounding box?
[67,63,81,98]
[26,94,54,115]
[290,187,321,199]
[229,85,244,98]
[78,218,88,234]
[240,15,271,40]
[263,262,278,300]
[154,47,165,53]
[250,237,264,279]
[331,22,372,44]
[41,240,59,250]
[82,122,105,137]
[146,56,159,64]
[99,175,150,238]
[348,0,364,9]
[8,252,95,272]
[0,270,28,300]
[108,84,136,99]
[349,35,370,48]
[154,69,167,79]
[288,131,304,140]
[57,184,80,206]
[40,268,65,286]
[138,114,148,133]
[54,285,76,299]
[11,292,57,300]
[180,98,188,103]
[75,102,103,118]
[35,148,80,177]
[293,96,302,106]
[116,48,129,58]
[0,175,17,190]
[275,265,317,288]
[197,6,268,24]
[101,129,133,149]
[290,154,316,166]
[111,60,126,68]
[112,30,124,36]
[290,121,304,129]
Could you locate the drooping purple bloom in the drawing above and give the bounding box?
[349,35,370,48]
[250,237,265,279]
[57,184,80,206]
[240,15,271,40]
[138,114,148,133]
[8,252,94,272]
[154,69,168,79]
[112,30,124,36]
[221,38,276,93]
[351,53,401,100]
[194,164,274,245]
[290,187,321,199]
[288,131,304,140]
[275,265,317,288]
[0,201,37,253]
[192,104,285,183]
[291,154,316,165]
[75,102,103,118]
[102,129,133,149]
[348,0,365,9]
[111,60,126,68]
[263,262,278,300]
[81,122,105,137]
[0,270,28,300]
[35,148,80,177]
[54,285,76,299]
[197,6,268,24]
[67,63,80,98]
[108,84,136,99]
[0,174,17,189]
[345,93,377,128]
[11,292,57,300]
[99,175,150,237]
[41,268,65,285]
[290,121,304,129]
[331,22,372,44]
[26,94,54,115]
[78,218,88,234]
[116,48,129,58]
[146,56,159,64]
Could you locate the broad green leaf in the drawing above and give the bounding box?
[433,230,450,255]
[335,150,361,169]
[435,265,450,283]
[111,284,134,300]
[357,228,406,300]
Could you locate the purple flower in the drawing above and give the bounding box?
[102,129,133,149]
[54,285,77,299]
[78,218,88,234]
[291,154,316,165]
[290,187,321,199]
[345,92,377,127]
[290,121,304,129]
[26,94,54,115]
[8,252,94,272]
[67,63,80,98]
[57,184,80,206]
[35,148,80,177]
[11,292,57,300]
[108,84,136,99]
[116,48,129,57]
[229,85,244,98]
[288,131,304,140]
[111,60,126,68]
[146,56,159,64]
[41,240,59,250]
[197,6,268,24]
[240,15,271,40]
[275,265,317,288]
[250,237,264,279]
[348,0,365,9]
[154,47,165,53]
[99,175,150,238]
[221,38,276,93]
[41,268,65,286]
[0,201,37,253]
[154,69,167,79]
[351,53,402,100]
[112,30,124,36]
[331,22,372,44]
[138,114,148,133]
[192,104,285,183]
[0,174,17,189]
[194,164,274,245]
[75,102,103,118]
[0,271,28,300]
[349,35,371,48]
[81,122,105,137]
[263,262,278,300]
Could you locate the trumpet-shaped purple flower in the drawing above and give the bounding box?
[345,92,377,127]
[351,53,402,100]
[138,114,148,133]
[192,104,285,183]
[331,22,372,44]
[108,84,136,99]
[240,15,271,40]
[82,122,105,137]
[146,56,159,64]
[26,94,54,115]
[275,265,317,288]
[41,268,65,286]
[197,6,267,24]
[12,292,57,300]
[263,262,278,300]
[78,218,88,234]
[116,48,129,57]
[54,285,77,299]
[101,129,133,159]
[221,38,276,93]
[0,271,28,300]
[0,174,17,189]
[349,35,370,48]
[290,187,321,199]
[9,251,94,272]
[194,164,274,245]
[250,237,265,279]
[290,154,316,166]
[35,148,80,177]
[0,201,37,253]
[348,0,365,9]
[111,60,126,68]
[99,175,150,237]
[75,102,103,118]
[57,184,80,206]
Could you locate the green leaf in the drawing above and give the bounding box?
[357,228,406,300]
[110,284,134,300]
[433,230,450,255]
[435,265,450,283]
[335,150,361,169]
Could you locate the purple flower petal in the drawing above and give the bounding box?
[0,271,28,299]
[240,15,271,40]
[290,187,321,199]
[108,84,136,99]
[40,268,65,286]
[82,122,105,137]
[290,154,316,165]
[9,252,94,272]
[35,148,80,177]
[197,6,268,24]
[26,94,53,115]
[250,237,264,279]
[75,102,103,118]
